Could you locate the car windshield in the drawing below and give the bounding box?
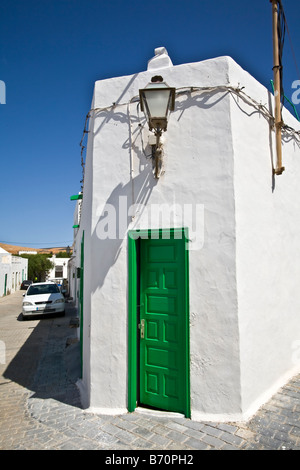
[27,284,60,295]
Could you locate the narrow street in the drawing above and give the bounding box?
[0,290,81,449]
[0,290,300,451]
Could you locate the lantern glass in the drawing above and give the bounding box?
[140,81,175,131]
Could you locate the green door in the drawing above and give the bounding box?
[4,274,7,296]
[139,232,189,415]
[79,231,84,378]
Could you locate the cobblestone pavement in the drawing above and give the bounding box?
[0,290,300,451]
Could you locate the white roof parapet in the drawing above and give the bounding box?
[147,47,173,71]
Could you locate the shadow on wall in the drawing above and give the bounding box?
[93,73,140,141]
[90,166,157,294]
[88,71,159,295]
[88,88,234,297]
[175,88,229,123]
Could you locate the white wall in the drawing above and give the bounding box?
[78,51,300,421]
[68,200,82,304]
[0,251,28,296]
[47,255,70,280]
[228,58,300,417]
[0,252,11,296]
[76,93,96,407]
[79,54,242,418]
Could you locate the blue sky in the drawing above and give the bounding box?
[1,0,299,248]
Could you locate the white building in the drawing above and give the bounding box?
[68,196,83,305]
[47,255,70,290]
[0,247,28,296]
[71,49,300,422]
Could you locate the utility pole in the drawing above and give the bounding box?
[270,0,285,175]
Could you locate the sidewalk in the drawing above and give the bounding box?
[0,291,300,450]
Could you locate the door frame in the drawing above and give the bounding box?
[4,273,7,296]
[80,231,84,378]
[128,228,190,417]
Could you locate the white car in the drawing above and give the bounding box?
[22,282,65,319]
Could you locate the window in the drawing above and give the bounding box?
[27,284,60,295]
[55,266,63,278]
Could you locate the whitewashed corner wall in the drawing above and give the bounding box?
[77,52,300,421]
[228,58,300,417]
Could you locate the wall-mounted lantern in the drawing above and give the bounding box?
[139,76,175,178]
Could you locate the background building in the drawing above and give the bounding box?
[0,247,28,297]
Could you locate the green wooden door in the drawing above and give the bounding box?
[4,274,7,296]
[139,233,189,414]
[80,231,84,378]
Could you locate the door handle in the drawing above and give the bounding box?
[139,319,145,339]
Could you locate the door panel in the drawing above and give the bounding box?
[139,234,188,414]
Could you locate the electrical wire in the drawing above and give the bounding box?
[79,112,91,190]
[78,84,300,188]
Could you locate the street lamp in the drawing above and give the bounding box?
[139,76,175,178]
